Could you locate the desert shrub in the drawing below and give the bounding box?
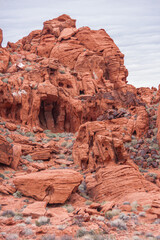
[61,142,67,147]
[19,76,24,81]
[57,132,69,138]
[143,204,151,211]
[85,200,92,205]
[6,234,18,240]
[26,132,35,137]
[76,228,88,238]
[131,201,139,212]
[41,234,55,240]
[35,216,50,226]
[6,137,13,143]
[13,191,22,198]
[105,209,121,220]
[111,219,127,230]
[2,78,8,83]
[25,216,32,224]
[22,154,33,162]
[44,130,57,138]
[62,204,74,213]
[57,224,67,230]
[66,142,74,148]
[61,235,72,240]
[2,210,15,217]
[0,173,5,179]
[105,211,114,220]
[20,228,33,236]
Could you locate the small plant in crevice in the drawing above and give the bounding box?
[13,190,22,198]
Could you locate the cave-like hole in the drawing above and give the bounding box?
[80,90,85,95]
[49,68,55,75]
[45,185,55,195]
[67,84,72,89]
[133,130,137,136]
[103,69,109,80]
[52,101,60,126]
[39,101,47,129]
[58,82,64,87]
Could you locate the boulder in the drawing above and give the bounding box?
[22,201,47,218]
[13,169,83,204]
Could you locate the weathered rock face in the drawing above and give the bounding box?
[0,14,145,133]
[0,15,160,240]
[73,107,149,170]
[13,169,83,204]
[85,164,159,203]
[0,135,21,169]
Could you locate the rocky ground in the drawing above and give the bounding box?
[0,14,160,240]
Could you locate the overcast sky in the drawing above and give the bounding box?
[0,0,160,88]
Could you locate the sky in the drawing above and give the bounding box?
[0,0,160,88]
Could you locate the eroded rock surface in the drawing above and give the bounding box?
[0,14,160,240]
[14,169,83,203]
[0,14,145,133]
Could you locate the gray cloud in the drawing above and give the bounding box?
[0,0,160,88]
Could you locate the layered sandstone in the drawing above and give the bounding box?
[0,14,144,134]
[13,169,83,204]
[0,14,160,240]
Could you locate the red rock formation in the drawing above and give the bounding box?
[14,169,83,203]
[73,109,149,170]
[0,15,144,133]
[0,15,160,240]
[0,135,21,169]
[85,164,159,204]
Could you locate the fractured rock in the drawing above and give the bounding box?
[13,169,83,204]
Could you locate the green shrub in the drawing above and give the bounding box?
[62,204,74,213]
[19,77,24,81]
[26,132,35,137]
[61,142,67,147]
[85,200,92,205]
[6,137,13,143]
[2,78,8,83]
[76,228,87,238]
[2,210,15,217]
[22,155,33,162]
[0,173,5,179]
[131,201,139,212]
[66,142,74,148]
[13,191,22,198]
[35,216,50,227]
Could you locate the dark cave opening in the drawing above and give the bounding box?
[39,99,74,132]
[52,101,60,126]
[103,69,109,80]
[80,90,85,95]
